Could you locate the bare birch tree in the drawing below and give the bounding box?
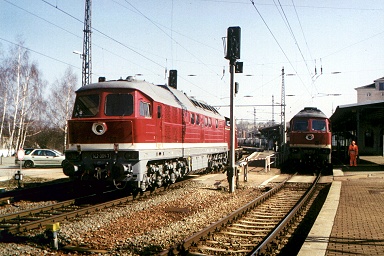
[1,40,46,154]
[47,67,78,151]
[17,63,47,150]
[0,61,11,151]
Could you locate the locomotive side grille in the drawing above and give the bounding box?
[68,120,133,144]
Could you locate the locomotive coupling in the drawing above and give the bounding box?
[111,163,133,181]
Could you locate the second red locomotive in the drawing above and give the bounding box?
[62,75,233,190]
[286,107,332,173]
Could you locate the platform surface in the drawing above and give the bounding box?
[299,156,384,256]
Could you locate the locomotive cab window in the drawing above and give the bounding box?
[73,94,100,117]
[293,120,308,131]
[140,101,151,117]
[312,120,326,131]
[105,94,133,116]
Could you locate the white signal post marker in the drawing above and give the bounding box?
[16,149,25,187]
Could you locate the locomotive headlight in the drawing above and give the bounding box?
[92,122,107,135]
[305,134,314,141]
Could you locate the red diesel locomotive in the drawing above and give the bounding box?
[62,76,233,190]
[287,107,332,172]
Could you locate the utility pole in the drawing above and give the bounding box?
[82,0,92,86]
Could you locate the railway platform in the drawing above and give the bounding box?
[299,155,384,256]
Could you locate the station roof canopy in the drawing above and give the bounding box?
[259,124,281,133]
[330,100,384,132]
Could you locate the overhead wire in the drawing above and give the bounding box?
[275,0,314,80]
[121,1,225,81]
[4,0,80,40]
[274,0,319,97]
[3,0,161,79]
[4,0,229,100]
[118,0,227,97]
[41,0,165,69]
[249,0,312,97]
[41,0,226,98]
[291,0,314,68]
[0,37,79,71]
[289,0,321,94]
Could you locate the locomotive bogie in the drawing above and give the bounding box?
[63,148,227,191]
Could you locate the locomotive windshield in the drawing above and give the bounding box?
[292,119,327,132]
[312,120,326,131]
[105,94,133,116]
[73,94,100,117]
[293,120,308,131]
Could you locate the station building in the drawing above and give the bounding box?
[330,77,384,161]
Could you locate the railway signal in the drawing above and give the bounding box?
[225,26,241,193]
[169,70,177,89]
[235,62,243,73]
[225,26,241,61]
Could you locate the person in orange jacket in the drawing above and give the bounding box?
[348,140,359,166]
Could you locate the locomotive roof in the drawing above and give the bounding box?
[292,107,328,119]
[76,78,223,118]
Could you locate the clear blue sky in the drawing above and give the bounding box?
[1,0,384,122]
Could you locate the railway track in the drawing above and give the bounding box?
[0,176,196,240]
[163,174,320,255]
[0,148,250,206]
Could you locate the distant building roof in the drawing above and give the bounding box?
[355,83,375,90]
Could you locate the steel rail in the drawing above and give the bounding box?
[248,174,321,255]
[162,175,292,255]
[0,176,193,238]
[0,199,77,223]
[1,196,134,235]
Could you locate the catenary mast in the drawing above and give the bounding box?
[82,0,92,86]
[281,67,285,145]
